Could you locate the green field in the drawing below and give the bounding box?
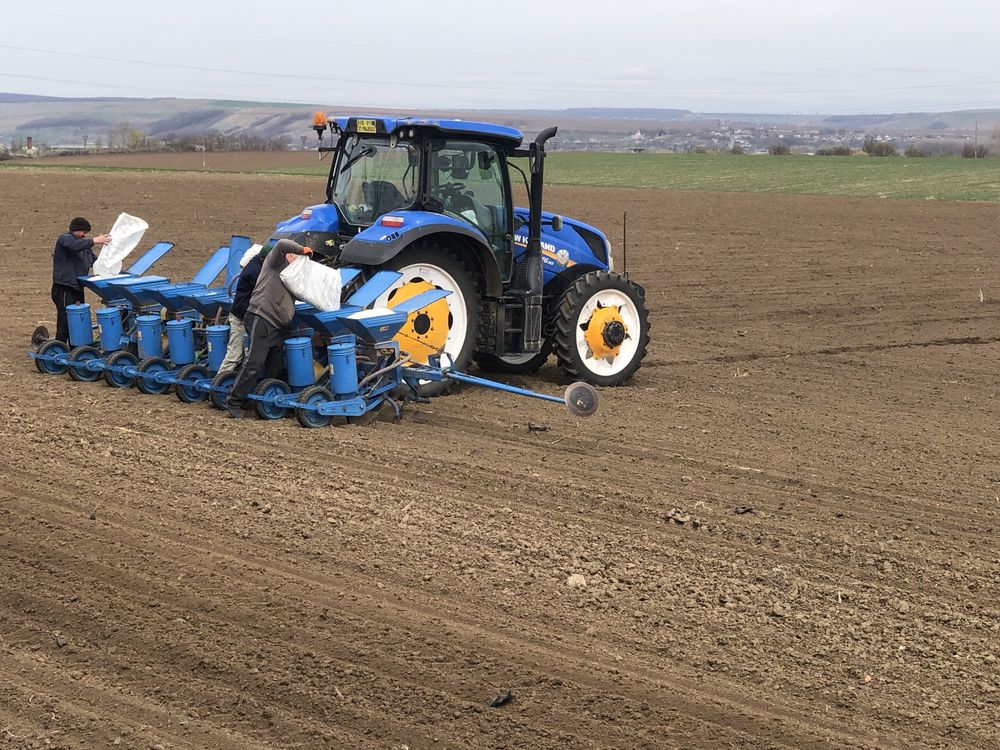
[5,152,999,201]
[546,153,1000,201]
[260,152,1000,202]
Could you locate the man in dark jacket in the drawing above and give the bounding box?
[51,217,112,343]
[226,238,313,418]
[217,247,267,375]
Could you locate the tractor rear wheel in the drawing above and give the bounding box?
[374,243,480,397]
[552,271,650,386]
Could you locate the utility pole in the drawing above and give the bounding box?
[83,134,88,149]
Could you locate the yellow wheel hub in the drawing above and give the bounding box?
[584,303,627,360]
[386,280,451,363]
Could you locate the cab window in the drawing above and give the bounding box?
[333,137,418,225]
[427,140,508,253]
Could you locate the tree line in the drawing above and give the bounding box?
[106,122,288,152]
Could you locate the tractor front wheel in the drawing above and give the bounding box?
[552,271,650,386]
[374,243,481,397]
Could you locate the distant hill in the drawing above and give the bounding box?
[1,93,998,147]
[0,92,146,104]
[555,108,692,120]
[820,110,1000,131]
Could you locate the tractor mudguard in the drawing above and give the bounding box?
[340,212,502,294]
[268,203,341,253]
[274,204,340,234]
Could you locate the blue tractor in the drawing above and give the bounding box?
[266,115,650,396]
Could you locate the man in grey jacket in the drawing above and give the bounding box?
[226,238,313,418]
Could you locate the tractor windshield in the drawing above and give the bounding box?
[332,136,418,225]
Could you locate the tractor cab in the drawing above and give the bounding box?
[322,116,521,279]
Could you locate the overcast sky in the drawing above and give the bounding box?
[2,0,999,114]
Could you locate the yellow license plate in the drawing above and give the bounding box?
[356,119,377,134]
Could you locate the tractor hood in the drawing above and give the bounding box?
[512,207,613,275]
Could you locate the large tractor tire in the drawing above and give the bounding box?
[552,270,650,386]
[373,243,481,398]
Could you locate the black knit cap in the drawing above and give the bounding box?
[69,217,91,233]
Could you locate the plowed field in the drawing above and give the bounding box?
[2,167,998,749]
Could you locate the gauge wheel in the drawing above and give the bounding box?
[252,378,291,420]
[552,271,650,386]
[103,350,139,388]
[67,345,103,382]
[564,381,599,417]
[34,339,70,375]
[175,363,211,403]
[135,357,172,395]
[374,242,481,397]
[295,385,334,428]
[209,371,237,409]
[31,325,50,348]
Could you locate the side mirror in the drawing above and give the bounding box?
[477,150,494,171]
[551,215,563,232]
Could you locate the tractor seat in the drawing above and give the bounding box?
[362,180,408,217]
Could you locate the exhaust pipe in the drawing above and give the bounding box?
[523,126,558,352]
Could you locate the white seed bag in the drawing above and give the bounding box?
[92,213,149,277]
[280,255,342,312]
[239,244,263,268]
